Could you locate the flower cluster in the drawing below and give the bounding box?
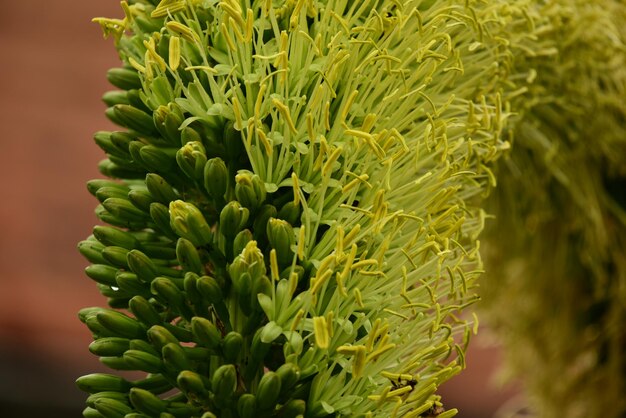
[78,1,524,417]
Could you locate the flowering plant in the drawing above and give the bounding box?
[77,1,626,417]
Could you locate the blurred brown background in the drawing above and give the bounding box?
[0,1,518,417]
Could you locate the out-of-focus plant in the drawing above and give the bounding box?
[481,1,626,417]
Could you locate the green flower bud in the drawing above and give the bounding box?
[78,240,107,265]
[86,392,129,410]
[95,186,130,204]
[196,275,231,325]
[127,90,151,113]
[107,155,138,172]
[93,226,139,250]
[278,201,301,226]
[116,272,149,299]
[203,157,228,201]
[162,342,190,371]
[147,325,179,351]
[127,189,154,212]
[256,371,282,410]
[87,179,129,197]
[176,141,207,180]
[76,373,132,394]
[129,339,159,356]
[223,121,244,160]
[275,363,300,395]
[266,218,295,266]
[82,407,103,418]
[150,202,178,239]
[236,272,253,315]
[106,67,141,90]
[139,145,177,173]
[99,356,132,371]
[279,399,306,418]
[101,246,130,269]
[123,413,151,418]
[89,337,130,357]
[222,331,244,363]
[97,159,145,181]
[164,323,194,342]
[219,201,249,239]
[93,397,132,418]
[129,387,167,416]
[103,197,148,223]
[251,204,277,245]
[85,264,119,287]
[133,374,172,394]
[233,229,253,260]
[146,173,179,204]
[169,200,212,246]
[183,272,204,307]
[211,364,237,402]
[237,394,257,418]
[111,104,158,136]
[176,238,204,274]
[195,275,223,305]
[177,371,209,399]
[96,283,128,299]
[102,90,129,107]
[235,170,267,211]
[167,403,201,417]
[141,242,177,260]
[94,131,129,160]
[250,327,271,363]
[81,311,116,338]
[127,140,147,168]
[96,310,146,339]
[122,350,163,373]
[151,277,189,318]
[106,297,130,310]
[109,131,134,153]
[153,103,184,146]
[228,240,266,286]
[191,317,222,350]
[127,250,159,283]
[181,126,202,144]
[78,307,103,323]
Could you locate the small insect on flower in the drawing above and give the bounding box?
[390,375,418,391]
[422,404,446,417]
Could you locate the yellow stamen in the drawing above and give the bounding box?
[323,146,343,176]
[166,21,200,44]
[339,90,359,124]
[290,309,305,331]
[270,249,279,281]
[272,98,298,134]
[297,225,305,260]
[313,316,329,349]
[128,57,146,73]
[168,36,181,71]
[255,83,267,119]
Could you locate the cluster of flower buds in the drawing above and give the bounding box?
[79,0,527,417]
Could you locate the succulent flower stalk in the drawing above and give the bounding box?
[76,0,573,417]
